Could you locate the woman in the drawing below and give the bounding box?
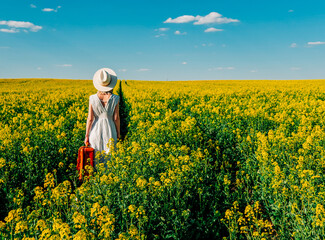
[84,67,120,165]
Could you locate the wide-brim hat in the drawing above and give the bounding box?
[93,67,118,91]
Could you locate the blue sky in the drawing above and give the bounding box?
[1,0,325,80]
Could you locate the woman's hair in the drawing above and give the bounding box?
[98,90,113,95]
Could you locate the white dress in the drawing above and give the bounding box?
[88,93,120,161]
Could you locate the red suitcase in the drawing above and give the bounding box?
[76,143,94,181]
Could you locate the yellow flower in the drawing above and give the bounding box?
[73,212,87,229]
[22,146,29,153]
[153,181,161,187]
[73,230,88,240]
[237,217,246,225]
[315,204,325,227]
[52,218,63,232]
[254,201,261,214]
[0,158,6,168]
[59,223,71,239]
[34,186,44,202]
[99,215,115,239]
[44,173,55,188]
[115,233,128,240]
[136,176,147,189]
[15,220,28,234]
[100,174,108,184]
[224,175,231,186]
[128,224,138,237]
[5,209,22,223]
[244,205,255,221]
[136,206,146,219]
[49,234,60,240]
[91,202,101,217]
[39,229,52,240]
[128,204,137,213]
[36,219,47,231]
[225,209,233,220]
[0,221,5,230]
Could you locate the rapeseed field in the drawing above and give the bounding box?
[1,79,325,239]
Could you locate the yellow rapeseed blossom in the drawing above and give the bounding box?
[0,158,6,168]
[73,212,87,229]
[5,209,22,223]
[315,204,325,227]
[34,186,44,202]
[39,229,52,240]
[15,220,28,234]
[136,176,147,189]
[44,173,55,189]
[2,79,325,239]
[0,221,5,230]
[36,219,47,231]
[128,224,138,236]
[128,204,137,213]
[73,230,88,240]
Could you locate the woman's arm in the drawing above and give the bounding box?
[113,101,120,139]
[84,101,94,145]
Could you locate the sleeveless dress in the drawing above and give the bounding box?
[88,93,120,163]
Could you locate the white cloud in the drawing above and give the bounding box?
[42,6,61,12]
[42,8,55,12]
[288,9,294,12]
[308,41,325,45]
[0,20,42,33]
[155,33,166,38]
[250,70,258,73]
[218,67,235,70]
[57,64,72,67]
[137,68,150,72]
[164,15,197,23]
[164,12,239,25]
[0,28,19,33]
[290,67,300,71]
[182,62,187,65]
[0,46,10,49]
[196,43,215,48]
[37,67,42,70]
[194,12,239,25]
[290,43,297,48]
[198,43,214,48]
[30,4,37,8]
[204,27,223,33]
[154,28,169,37]
[175,30,186,35]
[209,66,235,71]
[155,27,169,31]
[119,69,127,72]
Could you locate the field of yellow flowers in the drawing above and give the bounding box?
[1,78,325,239]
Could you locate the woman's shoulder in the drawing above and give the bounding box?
[89,94,97,102]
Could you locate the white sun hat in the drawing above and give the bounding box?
[93,67,118,91]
